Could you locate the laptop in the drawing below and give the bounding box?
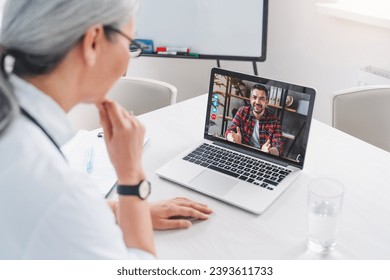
[157,68,316,214]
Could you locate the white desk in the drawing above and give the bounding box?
[137,94,390,260]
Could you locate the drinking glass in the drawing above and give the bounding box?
[307,177,344,253]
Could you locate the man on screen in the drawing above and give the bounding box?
[225,84,284,156]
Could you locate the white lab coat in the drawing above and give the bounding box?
[0,75,154,259]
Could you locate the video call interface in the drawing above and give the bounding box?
[206,73,313,164]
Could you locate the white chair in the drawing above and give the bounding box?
[67,77,177,131]
[332,85,390,152]
[107,76,177,115]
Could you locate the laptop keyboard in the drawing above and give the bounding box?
[183,143,292,191]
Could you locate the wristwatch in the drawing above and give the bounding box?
[117,180,151,199]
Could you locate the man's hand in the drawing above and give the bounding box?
[261,139,271,153]
[227,127,242,144]
[261,139,280,156]
[150,197,213,230]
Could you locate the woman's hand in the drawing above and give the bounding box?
[98,100,154,255]
[98,100,145,184]
[150,197,213,230]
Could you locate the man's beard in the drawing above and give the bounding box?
[251,104,264,114]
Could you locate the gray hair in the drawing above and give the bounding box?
[0,0,139,134]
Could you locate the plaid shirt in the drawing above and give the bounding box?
[225,106,284,155]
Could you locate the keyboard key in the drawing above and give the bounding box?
[207,165,239,178]
[263,178,278,186]
[238,175,248,181]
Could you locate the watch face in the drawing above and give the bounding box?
[139,180,151,199]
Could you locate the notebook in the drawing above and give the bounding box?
[157,68,316,214]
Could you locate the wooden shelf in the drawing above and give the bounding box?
[226,94,249,101]
[217,115,232,121]
[269,104,297,113]
[213,90,226,96]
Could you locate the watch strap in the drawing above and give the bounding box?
[116,180,151,199]
[117,184,140,196]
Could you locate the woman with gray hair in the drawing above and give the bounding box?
[0,0,211,259]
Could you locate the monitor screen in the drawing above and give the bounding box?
[205,69,316,167]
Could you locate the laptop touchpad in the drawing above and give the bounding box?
[189,169,237,196]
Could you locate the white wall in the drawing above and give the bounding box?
[127,0,390,125]
[1,0,388,124]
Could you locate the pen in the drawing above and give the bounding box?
[156,51,199,58]
[86,146,94,174]
[156,47,190,53]
[187,52,199,58]
[157,51,178,55]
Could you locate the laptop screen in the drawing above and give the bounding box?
[204,68,316,169]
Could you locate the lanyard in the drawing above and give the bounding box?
[20,107,67,161]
